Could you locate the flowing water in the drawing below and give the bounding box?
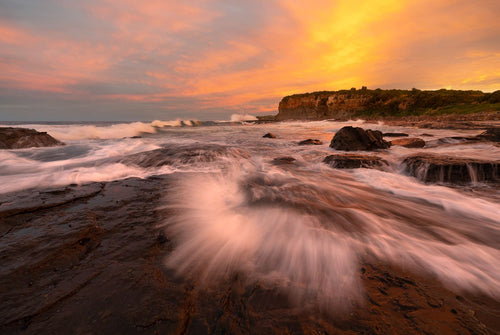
[1,119,499,312]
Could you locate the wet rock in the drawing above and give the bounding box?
[403,153,500,183]
[391,138,426,148]
[0,127,64,149]
[330,126,390,151]
[272,156,296,165]
[298,139,322,145]
[383,132,409,137]
[263,133,276,138]
[0,177,497,334]
[120,144,249,168]
[475,128,500,142]
[323,154,388,169]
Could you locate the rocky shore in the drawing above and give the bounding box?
[1,175,499,334]
[1,120,499,334]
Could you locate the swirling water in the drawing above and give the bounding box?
[1,119,499,311]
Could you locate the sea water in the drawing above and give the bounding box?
[1,118,499,311]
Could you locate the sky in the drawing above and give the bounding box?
[0,0,499,121]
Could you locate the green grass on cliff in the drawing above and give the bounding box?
[281,88,500,119]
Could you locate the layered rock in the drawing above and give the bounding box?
[0,127,64,149]
[323,154,388,169]
[275,88,497,121]
[330,126,390,151]
[403,153,500,183]
[391,138,426,148]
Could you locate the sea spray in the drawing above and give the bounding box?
[162,161,500,312]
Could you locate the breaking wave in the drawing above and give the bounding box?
[163,163,500,313]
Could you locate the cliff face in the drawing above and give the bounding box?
[275,89,498,120]
[277,92,370,120]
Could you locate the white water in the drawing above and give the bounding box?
[1,119,499,312]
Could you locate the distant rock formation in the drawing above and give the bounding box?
[329,126,390,151]
[275,88,499,120]
[0,127,64,149]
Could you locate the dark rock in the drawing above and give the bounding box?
[475,128,500,142]
[330,126,390,151]
[156,231,168,245]
[298,139,322,145]
[263,133,276,138]
[383,132,409,137]
[323,154,388,169]
[130,136,142,139]
[120,144,249,168]
[272,156,296,165]
[420,133,434,137]
[403,153,500,183]
[391,138,426,148]
[0,127,64,149]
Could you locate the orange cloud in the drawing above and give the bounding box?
[0,0,498,120]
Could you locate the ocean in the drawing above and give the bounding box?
[1,118,499,312]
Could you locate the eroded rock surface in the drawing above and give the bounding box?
[403,153,500,183]
[0,177,498,334]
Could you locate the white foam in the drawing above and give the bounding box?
[230,113,258,122]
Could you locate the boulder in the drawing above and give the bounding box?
[272,156,296,165]
[329,126,390,151]
[391,138,426,148]
[298,139,322,145]
[323,154,388,169]
[263,133,276,138]
[383,132,409,137]
[0,127,64,149]
[475,128,500,142]
[403,153,500,183]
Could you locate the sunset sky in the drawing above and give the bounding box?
[1,0,499,121]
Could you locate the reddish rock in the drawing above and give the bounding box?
[0,127,64,149]
[263,133,276,138]
[383,132,409,137]
[323,154,388,169]
[403,153,500,183]
[298,139,322,145]
[391,138,426,148]
[330,126,390,151]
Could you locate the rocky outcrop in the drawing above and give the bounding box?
[272,156,296,165]
[0,178,498,334]
[0,127,64,149]
[330,126,390,151]
[275,88,498,121]
[403,153,500,183]
[323,154,388,169]
[298,139,322,145]
[475,128,500,142]
[383,132,409,137]
[391,138,426,148]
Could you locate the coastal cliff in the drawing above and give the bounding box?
[275,88,500,120]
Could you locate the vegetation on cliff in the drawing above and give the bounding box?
[275,88,500,120]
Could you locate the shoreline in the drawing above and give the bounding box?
[1,176,498,334]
